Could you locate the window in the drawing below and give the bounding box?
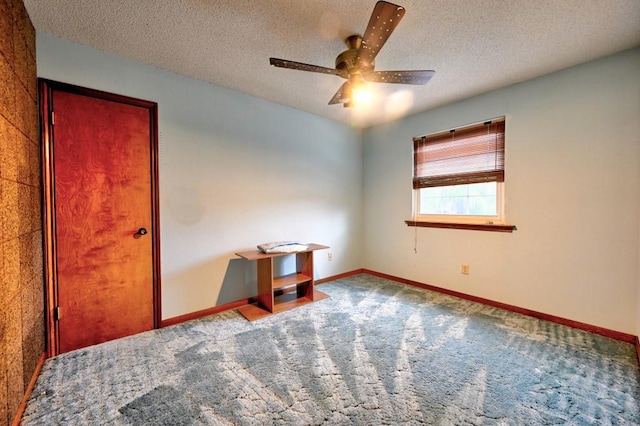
[412,118,506,225]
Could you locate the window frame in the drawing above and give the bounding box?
[414,181,505,225]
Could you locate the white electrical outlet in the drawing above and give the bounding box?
[328,252,333,261]
[461,264,469,275]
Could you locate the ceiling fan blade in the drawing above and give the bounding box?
[270,58,340,76]
[328,81,350,105]
[357,1,406,68]
[363,70,435,85]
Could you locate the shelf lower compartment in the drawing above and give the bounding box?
[273,272,311,288]
[237,289,330,321]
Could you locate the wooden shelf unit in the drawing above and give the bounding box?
[235,244,329,321]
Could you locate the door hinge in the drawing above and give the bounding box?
[50,111,55,125]
[54,306,61,321]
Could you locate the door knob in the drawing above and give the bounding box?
[137,228,148,236]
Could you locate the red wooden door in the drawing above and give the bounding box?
[44,83,160,354]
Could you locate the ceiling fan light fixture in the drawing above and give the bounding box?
[352,82,373,106]
[339,81,353,104]
[340,76,372,108]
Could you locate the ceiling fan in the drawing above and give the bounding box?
[269,1,435,108]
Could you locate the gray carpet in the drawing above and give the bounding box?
[21,274,640,425]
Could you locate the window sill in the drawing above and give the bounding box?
[405,220,517,233]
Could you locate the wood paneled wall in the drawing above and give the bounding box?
[0,0,44,424]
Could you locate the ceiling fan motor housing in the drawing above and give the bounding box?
[335,35,374,78]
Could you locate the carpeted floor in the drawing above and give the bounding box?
[21,274,640,425]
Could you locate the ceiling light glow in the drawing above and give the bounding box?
[352,84,373,106]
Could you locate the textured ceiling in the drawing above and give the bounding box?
[24,0,640,128]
